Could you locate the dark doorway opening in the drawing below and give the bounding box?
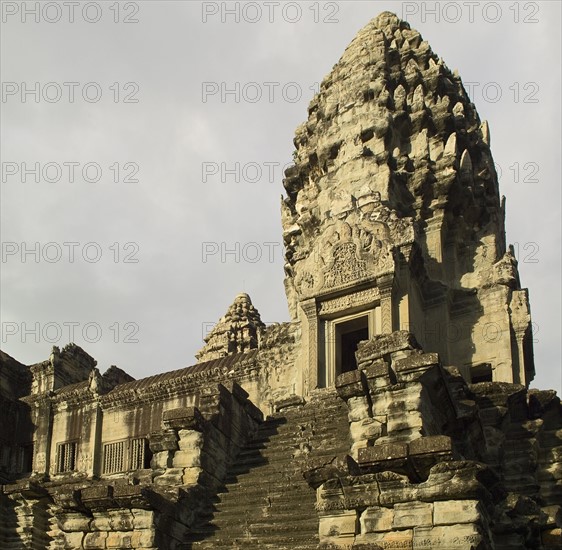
[21,444,33,474]
[335,315,369,376]
[471,363,493,384]
[340,327,369,373]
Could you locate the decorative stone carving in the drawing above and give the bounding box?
[318,288,381,316]
[293,210,411,300]
[196,292,265,363]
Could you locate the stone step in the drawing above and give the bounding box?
[228,446,350,470]
[191,531,319,549]
[208,505,317,524]
[231,432,350,454]
[248,422,349,441]
[239,425,350,447]
[192,540,318,550]
[212,491,316,512]
[214,484,316,506]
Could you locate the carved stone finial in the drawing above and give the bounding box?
[196,293,266,363]
[88,368,101,394]
[49,346,60,368]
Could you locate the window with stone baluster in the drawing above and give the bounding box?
[56,441,77,473]
[102,437,151,475]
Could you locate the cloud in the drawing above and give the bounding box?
[1,1,560,395]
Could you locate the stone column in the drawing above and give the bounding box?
[510,289,532,387]
[90,403,104,477]
[424,213,445,279]
[513,331,527,386]
[378,275,394,334]
[396,244,413,332]
[301,298,319,393]
[31,397,53,476]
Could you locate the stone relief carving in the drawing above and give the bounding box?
[292,204,413,300]
[318,287,381,315]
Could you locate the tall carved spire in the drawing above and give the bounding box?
[282,12,534,386]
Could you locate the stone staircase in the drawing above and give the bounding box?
[0,491,53,550]
[187,389,351,549]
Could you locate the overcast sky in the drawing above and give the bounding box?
[1,0,560,394]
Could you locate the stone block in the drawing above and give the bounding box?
[409,436,453,456]
[4,479,47,498]
[385,387,422,412]
[360,506,394,533]
[392,501,433,529]
[387,410,423,434]
[162,406,204,431]
[82,485,113,504]
[317,476,381,511]
[132,509,154,530]
[433,500,481,526]
[303,455,359,489]
[350,417,385,445]
[107,510,134,531]
[91,513,111,531]
[414,524,482,548]
[149,430,179,453]
[409,436,455,480]
[62,531,85,549]
[57,512,91,532]
[359,443,408,466]
[317,484,344,512]
[366,528,414,549]
[83,531,108,549]
[50,487,83,510]
[376,471,418,507]
[348,396,372,422]
[172,450,200,468]
[106,531,134,548]
[362,359,391,379]
[319,535,357,548]
[336,370,367,400]
[394,353,439,373]
[319,510,358,540]
[363,360,395,391]
[182,466,202,485]
[153,468,185,486]
[371,396,393,417]
[356,331,421,365]
[112,485,148,509]
[417,462,493,503]
[131,528,157,548]
[177,429,204,451]
[151,451,171,469]
[275,394,305,411]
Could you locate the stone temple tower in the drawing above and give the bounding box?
[281,11,534,392]
[3,11,559,550]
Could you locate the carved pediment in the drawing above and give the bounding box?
[293,207,413,300]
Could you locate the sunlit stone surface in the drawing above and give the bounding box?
[1,12,559,550]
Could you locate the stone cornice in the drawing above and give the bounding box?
[100,353,260,409]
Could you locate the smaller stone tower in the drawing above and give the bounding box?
[196,293,266,363]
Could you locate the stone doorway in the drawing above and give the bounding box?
[316,307,377,389]
[335,316,369,376]
[340,325,369,374]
